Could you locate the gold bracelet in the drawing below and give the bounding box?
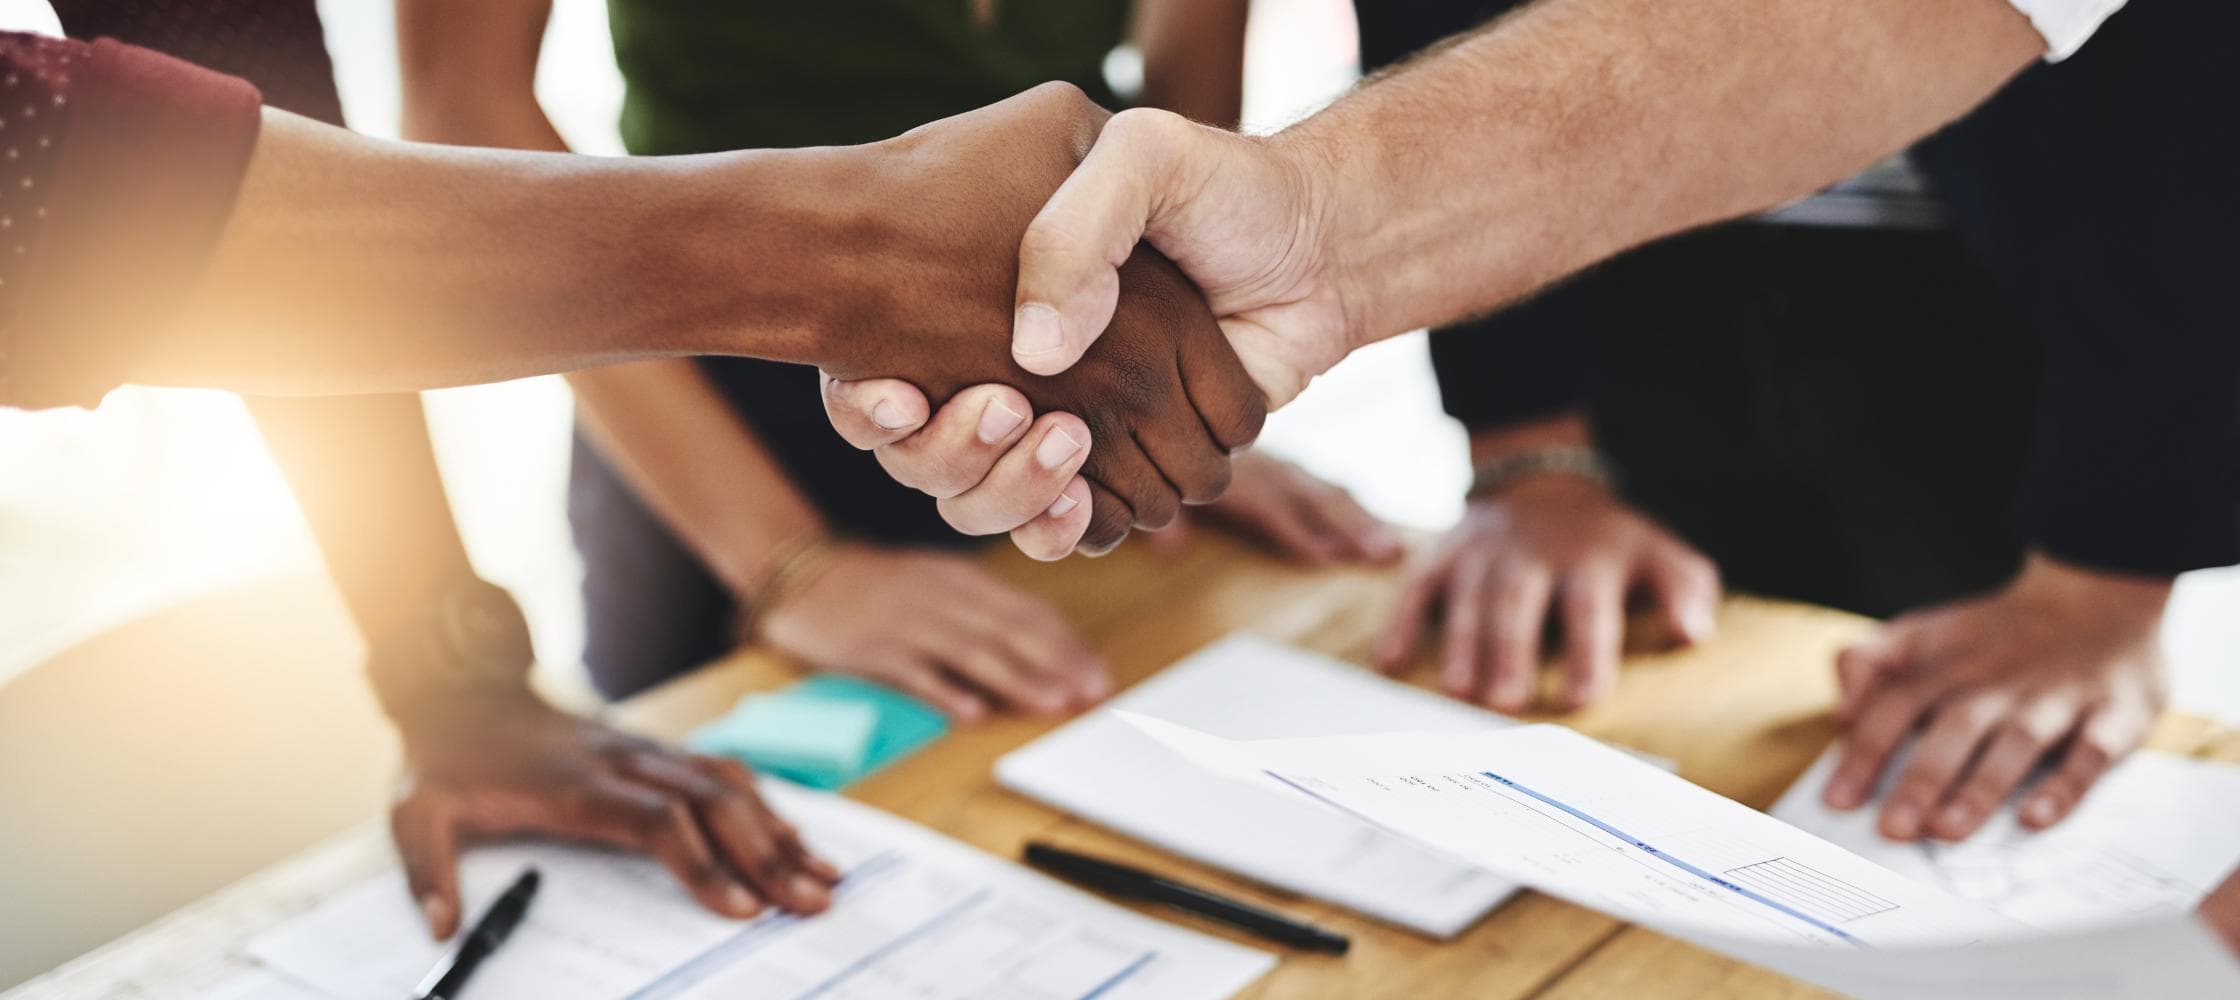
[740,529,843,643]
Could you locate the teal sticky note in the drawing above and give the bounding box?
[689,674,949,790]
[690,693,877,789]
[793,674,950,775]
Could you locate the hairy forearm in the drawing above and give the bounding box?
[134,110,873,393]
[1294,0,2043,345]
[569,360,825,599]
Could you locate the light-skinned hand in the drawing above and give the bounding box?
[1374,474,1719,712]
[758,543,1108,722]
[817,108,1335,558]
[1144,451,1403,566]
[1820,551,2171,842]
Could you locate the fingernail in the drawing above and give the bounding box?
[1882,802,1921,839]
[977,399,1026,444]
[1081,670,1111,701]
[723,883,760,914]
[1686,606,1718,641]
[1014,303,1065,358]
[1046,492,1080,518]
[2024,795,2059,825]
[421,895,452,936]
[872,398,910,430]
[1035,427,1085,470]
[1936,803,1974,836]
[1824,779,1860,810]
[790,875,831,908]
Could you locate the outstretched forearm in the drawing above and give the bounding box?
[134,109,876,394]
[1297,0,2045,346]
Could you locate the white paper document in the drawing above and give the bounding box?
[247,781,1271,1000]
[1120,715,2240,998]
[1774,745,2240,930]
[997,634,1521,936]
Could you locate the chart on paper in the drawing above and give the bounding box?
[245,782,1269,1000]
[1773,746,2240,931]
[1124,714,2020,949]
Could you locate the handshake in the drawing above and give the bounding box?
[779,82,1361,559]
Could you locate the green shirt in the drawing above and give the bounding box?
[608,0,1131,155]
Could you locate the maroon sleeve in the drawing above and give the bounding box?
[0,32,261,410]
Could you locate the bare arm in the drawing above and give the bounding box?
[1131,0,1248,128]
[134,108,871,393]
[813,0,2052,558]
[1009,0,2046,393]
[397,0,567,151]
[1294,0,2044,347]
[396,0,831,603]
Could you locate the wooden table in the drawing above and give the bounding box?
[17,531,2240,999]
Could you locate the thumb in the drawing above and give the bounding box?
[1014,108,1182,376]
[389,792,464,940]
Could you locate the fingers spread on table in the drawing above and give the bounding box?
[1557,562,1627,711]
[621,752,830,913]
[1874,685,2013,840]
[1482,563,1556,713]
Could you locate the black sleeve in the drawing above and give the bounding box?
[1428,272,1607,432]
[1915,0,2240,576]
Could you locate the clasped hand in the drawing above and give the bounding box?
[805,86,1274,555]
[817,98,1348,558]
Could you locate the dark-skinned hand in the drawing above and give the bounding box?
[386,686,839,940]
[807,82,1268,554]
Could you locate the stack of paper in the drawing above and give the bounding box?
[996,634,1522,937]
[239,781,1272,1000]
[1773,746,2240,930]
[1122,715,2240,998]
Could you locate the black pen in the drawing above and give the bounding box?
[1023,842,1349,955]
[411,867,541,1000]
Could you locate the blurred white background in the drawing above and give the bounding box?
[0,0,2233,713]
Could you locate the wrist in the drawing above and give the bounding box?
[1468,412,1594,466]
[2018,550,2175,615]
[1463,414,1614,501]
[636,145,883,368]
[364,578,535,727]
[738,531,846,641]
[1262,125,1382,358]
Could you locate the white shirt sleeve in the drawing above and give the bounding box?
[2007,0,2128,61]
